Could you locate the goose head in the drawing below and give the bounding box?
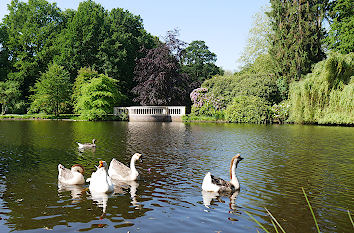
[98,160,108,170]
[233,154,243,168]
[71,164,85,174]
[132,153,143,163]
[92,139,96,144]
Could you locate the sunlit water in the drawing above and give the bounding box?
[0,121,353,233]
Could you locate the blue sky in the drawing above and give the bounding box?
[0,0,269,71]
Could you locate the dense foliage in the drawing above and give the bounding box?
[132,43,190,106]
[288,53,353,124]
[202,74,280,105]
[268,0,326,99]
[0,81,21,114]
[74,73,124,120]
[325,0,353,53]
[181,40,223,85]
[0,0,156,113]
[2,0,64,99]
[225,95,271,124]
[29,63,72,115]
[190,87,224,118]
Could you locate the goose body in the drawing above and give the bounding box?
[58,164,85,185]
[77,139,96,149]
[108,153,142,181]
[87,161,114,194]
[202,154,243,193]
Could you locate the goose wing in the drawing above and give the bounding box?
[109,158,131,178]
[59,166,74,181]
[210,174,234,192]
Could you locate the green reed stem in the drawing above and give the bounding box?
[348,210,354,228]
[265,208,286,233]
[270,219,279,233]
[302,187,320,233]
[245,211,270,233]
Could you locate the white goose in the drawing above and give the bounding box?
[77,139,96,149]
[202,154,244,193]
[58,164,85,185]
[108,153,142,181]
[87,161,114,193]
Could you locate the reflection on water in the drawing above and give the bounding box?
[0,121,353,232]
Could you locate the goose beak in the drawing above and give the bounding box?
[239,156,244,161]
[98,161,104,168]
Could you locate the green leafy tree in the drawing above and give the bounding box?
[74,74,125,120]
[57,0,156,100]
[239,5,272,67]
[2,0,64,99]
[72,67,99,107]
[0,81,21,114]
[182,40,223,85]
[0,24,11,82]
[268,0,327,99]
[288,52,354,124]
[325,0,354,53]
[29,63,72,115]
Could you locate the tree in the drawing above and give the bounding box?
[0,24,11,82]
[182,40,223,85]
[2,0,64,100]
[268,0,327,99]
[0,81,21,114]
[239,5,273,67]
[57,0,156,100]
[29,63,72,115]
[72,67,99,108]
[74,74,125,120]
[325,0,354,53]
[132,43,190,106]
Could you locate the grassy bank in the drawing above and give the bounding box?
[0,114,124,121]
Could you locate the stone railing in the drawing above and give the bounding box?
[113,106,186,122]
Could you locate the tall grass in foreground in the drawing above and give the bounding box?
[246,187,354,232]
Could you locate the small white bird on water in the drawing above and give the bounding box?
[57,164,85,185]
[77,139,96,149]
[108,153,143,181]
[202,154,244,193]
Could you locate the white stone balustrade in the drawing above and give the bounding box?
[113,106,185,122]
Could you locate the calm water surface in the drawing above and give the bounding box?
[0,121,353,232]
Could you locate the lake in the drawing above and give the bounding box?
[0,120,353,232]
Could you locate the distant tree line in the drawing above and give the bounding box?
[0,0,223,119]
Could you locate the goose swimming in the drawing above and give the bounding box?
[87,161,114,194]
[57,164,85,185]
[202,154,243,193]
[77,139,96,149]
[108,153,142,181]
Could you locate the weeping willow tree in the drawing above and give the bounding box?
[289,53,353,124]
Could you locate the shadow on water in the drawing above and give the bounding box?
[0,121,353,232]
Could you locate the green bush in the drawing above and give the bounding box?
[225,95,271,124]
[202,74,280,105]
[288,53,353,124]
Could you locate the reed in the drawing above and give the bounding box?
[247,188,352,232]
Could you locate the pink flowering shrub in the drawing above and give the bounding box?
[190,88,225,118]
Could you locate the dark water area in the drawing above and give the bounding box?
[0,120,353,233]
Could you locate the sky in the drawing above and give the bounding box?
[0,0,269,71]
